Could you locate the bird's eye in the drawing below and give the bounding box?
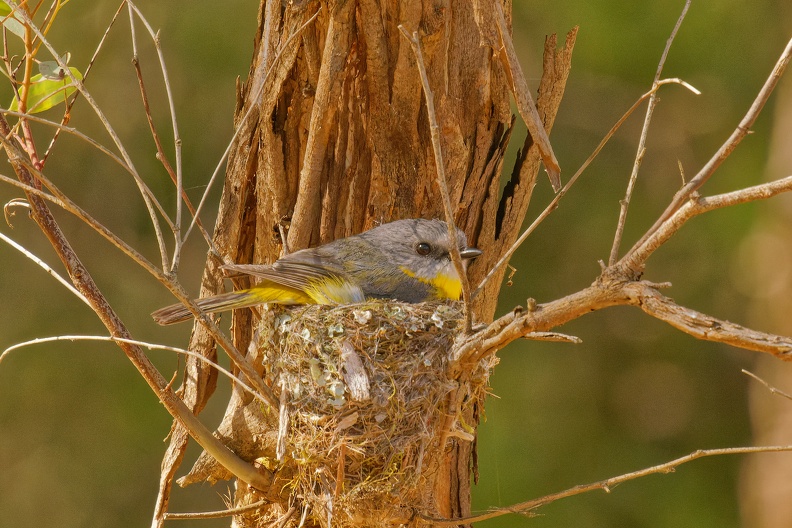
[415,242,432,256]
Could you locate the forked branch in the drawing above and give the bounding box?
[628,36,792,255]
[457,36,792,370]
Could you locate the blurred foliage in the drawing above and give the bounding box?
[0,1,790,527]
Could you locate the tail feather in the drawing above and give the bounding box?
[151,291,260,326]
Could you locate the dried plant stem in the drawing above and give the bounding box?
[398,25,472,333]
[628,36,792,257]
[129,52,211,251]
[0,108,173,228]
[608,0,691,265]
[126,1,188,269]
[419,445,792,525]
[0,112,274,491]
[130,17,211,253]
[0,141,276,409]
[6,0,171,270]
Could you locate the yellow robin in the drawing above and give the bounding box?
[152,218,481,325]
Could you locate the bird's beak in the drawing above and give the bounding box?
[460,247,482,259]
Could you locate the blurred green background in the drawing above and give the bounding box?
[0,1,790,526]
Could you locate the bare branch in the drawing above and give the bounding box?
[1,108,176,230]
[128,48,211,252]
[627,282,792,358]
[0,144,276,410]
[5,0,172,270]
[0,111,274,491]
[458,278,632,371]
[622,174,792,271]
[419,445,792,525]
[628,36,792,256]
[609,0,691,264]
[0,229,91,307]
[457,266,792,371]
[126,2,188,270]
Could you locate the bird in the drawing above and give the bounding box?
[151,218,481,325]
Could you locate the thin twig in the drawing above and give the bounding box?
[0,141,165,273]
[127,2,189,268]
[492,0,561,191]
[40,0,126,166]
[3,197,29,225]
[5,0,171,270]
[2,108,176,230]
[0,229,91,307]
[608,0,691,265]
[473,79,699,298]
[0,110,275,491]
[743,369,792,400]
[397,25,472,333]
[627,36,792,258]
[0,335,271,408]
[0,141,277,410]
[126,5,212,256]
[418,445,792,525]
[163,500,271,520]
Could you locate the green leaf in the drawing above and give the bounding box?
[9,66,83,113]
[38,54,72,80]
[0,1,25,39]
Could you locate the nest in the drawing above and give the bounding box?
[185,300,494,527]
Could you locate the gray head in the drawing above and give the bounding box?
[354,219,481,296]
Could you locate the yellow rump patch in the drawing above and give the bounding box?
[305,276,366,304]
[246,285,315,305]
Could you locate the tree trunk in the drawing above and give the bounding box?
[176,0,574,525]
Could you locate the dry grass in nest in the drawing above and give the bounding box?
[248,300,491,527]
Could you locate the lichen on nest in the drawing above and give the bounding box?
[247,299,490,527]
